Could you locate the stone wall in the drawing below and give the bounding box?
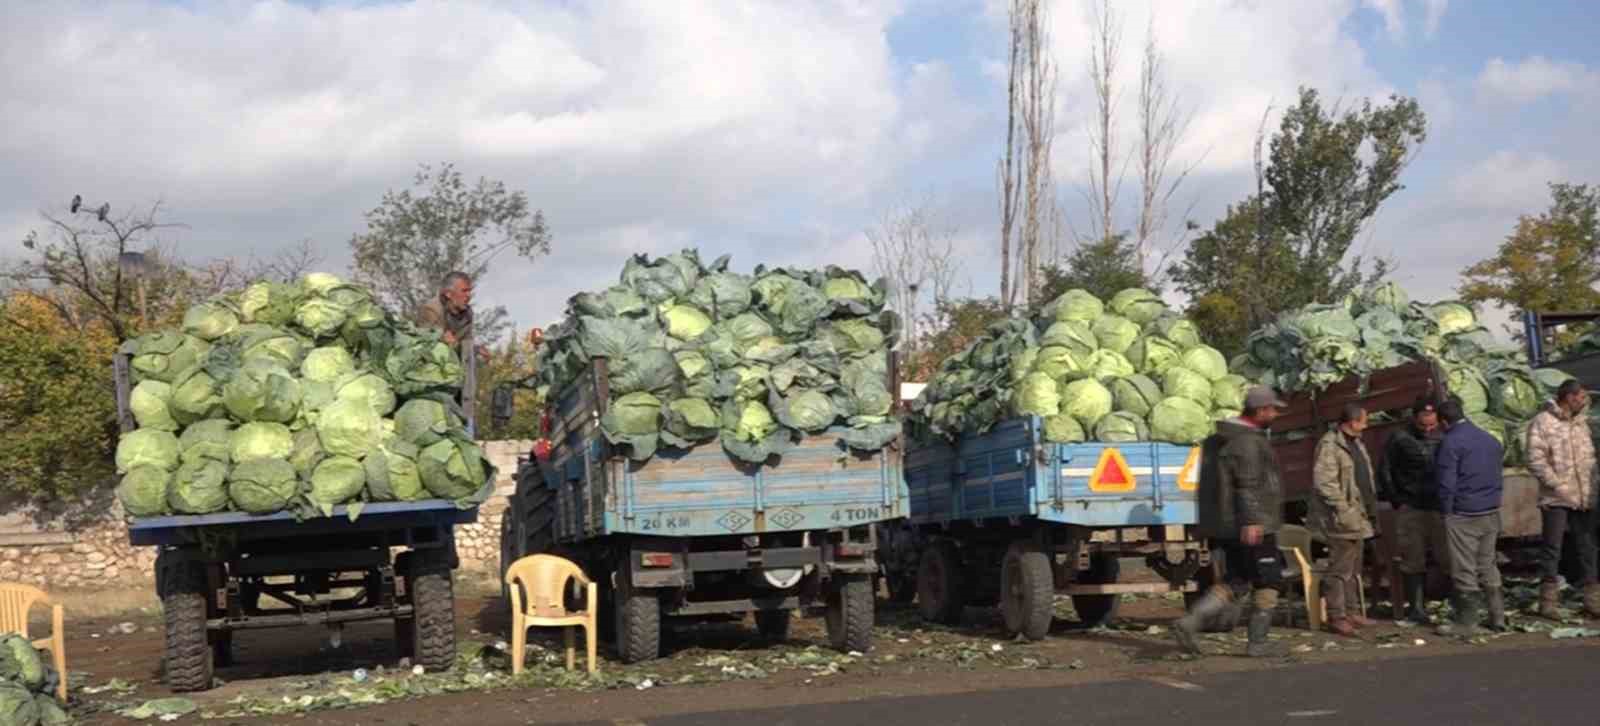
[0,440,533,590]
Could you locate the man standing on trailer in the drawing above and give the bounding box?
[1380,395,1448,624]
[1173,386,1289,658]
[1526,379,1599,619]
[417,270,490,363]
[1435,398,1507,636]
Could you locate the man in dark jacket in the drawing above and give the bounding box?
[1380,395,1446,623]
[1435,398,1506,636]
[1173,386,1288,658]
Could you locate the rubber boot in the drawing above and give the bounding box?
[1403,574,1429,624]
[1173,587,1231,655]
[1485,587,1506,632]
[1539,580,1562,620]
[1584,584,1600,619]
[1437,591,1485,637]
[1245,609,1288,658]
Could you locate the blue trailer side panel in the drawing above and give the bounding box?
[905,416,1199,528]
[127,501,480,546]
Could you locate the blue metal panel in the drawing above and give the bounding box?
[127,501,479,547]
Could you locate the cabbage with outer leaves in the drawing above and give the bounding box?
[126,331,209,384]
[720,399,787,464]
[1430,302,1477,335]
[1212,374,1249,411]
[118,466,171,517]
[394,398,463,447]
[117,429,180,473]
[316,398,384,457]
[663,397,720,446]
[228,458,299,514]
[1110,289,1166,326]
[610,348,681,395]
[169,368,226,425]
[309,456,366,512]
[1488,367,1541,420]
[1094,411,1150,443]
[366,439,425,502]
[600,392,663,461]
[663,304,713,340]
[301,272,343,295]
[223,362,302,423]
[622,251,698,304]
[1365,281,1409,314]
[169,458,229,514]
[1148,315,1202,350]
[1045,289,1104,323]
[1126,336,1182,376]
[821,268,878,310]
[1085,349,1136,381]
[131,380,178,431]
[289,429,325,480]
[1014,372,1061,418]
[302,347,357,382]
[1447,365,1490,414]
[1110,375,1164,418]
[183,302,239,341]
[380,336,463,395]
[179,419,232,465]
[239,327,307,369]
[231,421,293,463]
[771,389,838,433]
[822,318,886,358]
[1151,397,1213,444]
[1040,321,1098,355]
[1091,315,1141,354]
[418,437,491,500]
[687,272,753,319]
[336,373,397,416]
[1180,346,1229,382]
[295,297,349,338]
[1033,346,1088,383]
[1285,306,1360,341]
[1042,414,1086,443]
[239,281,303,325]
[1061,378,1114,429]
[1163,367,1214,408]
[0,683,39,726]
[0,634,44,690]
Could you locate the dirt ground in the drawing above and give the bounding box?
[57,572,1600,725]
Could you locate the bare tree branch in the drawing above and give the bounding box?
[1134,14,1202,276]
[867,195,962,357]
[1085,0,1127,246]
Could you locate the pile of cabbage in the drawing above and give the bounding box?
[1236,282,1574,465]
[531,251,900,463]
[0,633,67,726]
[910,288,1244,445]
[115,274,493,520]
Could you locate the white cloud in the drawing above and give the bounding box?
[1447,150,1568,216]
[1363,0,1406,40]
[1476,56,1598,105]
[1422,0,1449,37]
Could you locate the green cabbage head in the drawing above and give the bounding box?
[117,429,180,473]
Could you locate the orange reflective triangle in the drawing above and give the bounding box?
[1177,447,1201,490]
[1089,448,1135,491]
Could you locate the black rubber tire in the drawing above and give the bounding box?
[826,574,874,653]
[917,541,967,625]
[159,557,214,692]
[1071,554,1123,628]
[614,581,661,664]
[755,610,792,642]
[1001,546,1055,641]
[409,557,457,674]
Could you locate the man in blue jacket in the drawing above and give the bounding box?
[1434,398,1506,636]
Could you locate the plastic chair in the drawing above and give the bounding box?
[0,583,67,700]
[1278,525,1366,631]
[504,555,597,674]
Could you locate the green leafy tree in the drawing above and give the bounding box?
[1459,182,1600,350]
[476,329,543,441]
[1171,87,1423,356]
[905,297,1009,382]
[350,163,552,344]
[1035,234,1154,312]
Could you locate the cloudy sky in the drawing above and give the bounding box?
[2,0,1596,333]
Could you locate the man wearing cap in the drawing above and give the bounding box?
[1380,395,1448,624]
[1173,385,1289,658]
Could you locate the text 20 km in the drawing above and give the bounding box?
[831,507,881,523]
[639,515,692,531]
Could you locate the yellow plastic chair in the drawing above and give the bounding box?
[504,555,597,674]
[0,583,67,700]
[1278,525,1366,631]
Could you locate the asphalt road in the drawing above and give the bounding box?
[571,645,1596,726]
